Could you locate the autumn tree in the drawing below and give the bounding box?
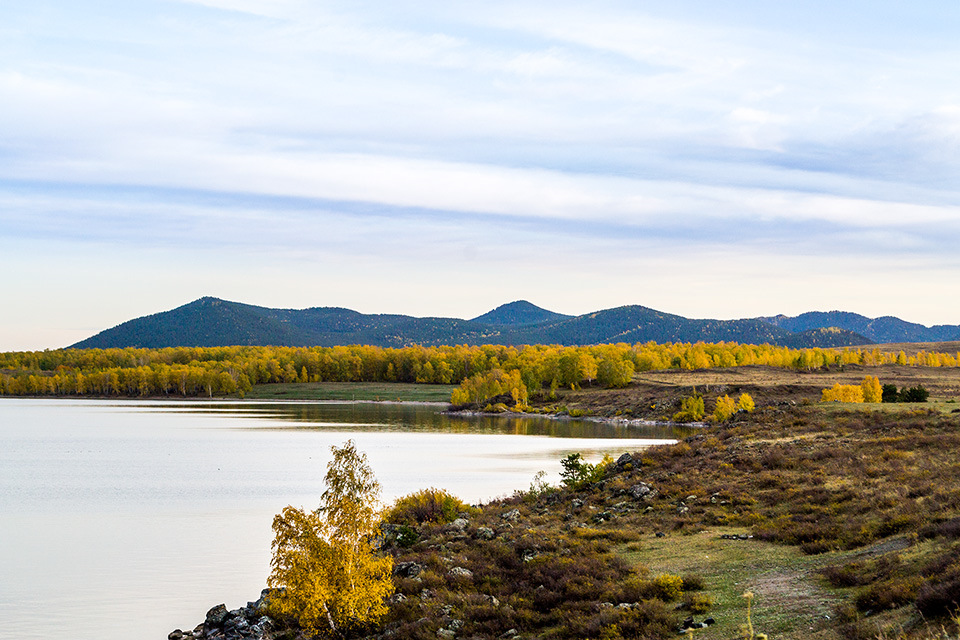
[861,375,882,403]
[712,395,737,422]
[673,393,705,422]
[267,440,393,638]
[821,383,865,403]
[596,357,635,389]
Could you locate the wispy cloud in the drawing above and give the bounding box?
[2,1,959,349]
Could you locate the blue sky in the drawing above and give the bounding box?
[2,1,959,350]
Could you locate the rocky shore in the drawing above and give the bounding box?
[169,589,277,640]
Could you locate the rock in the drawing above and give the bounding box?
[571,498,584,509]
[500,629,518,638]
[449,518,469,532]
[655,531,666,538]
[616,453,633,467]
[394,561,425,578]
[168,630,183,640]
[475,526,496,540]
[204,604,229,628]
[438,629,456,639]
[627,483,654,500]
[448,566,473,579]
[388,593,408,605]
[483,595,501,607]
[501,508,521,522]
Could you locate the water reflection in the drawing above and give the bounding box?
[151,401,690,440]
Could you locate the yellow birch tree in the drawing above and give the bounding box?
[268,440,393,638]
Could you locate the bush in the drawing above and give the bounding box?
[682,592,714,614]
[854,577,921,612]
[651,574,684,602]
[900,385,930,403]
[385,488,476,525]
[916,574,960,618]
[560,453,613,490]
[712,395,736,422]
[882,384,900,403]
[673,394,705,422]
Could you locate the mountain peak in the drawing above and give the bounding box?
[470,301,571,327]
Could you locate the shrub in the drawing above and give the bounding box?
[916,574,960,618]
[682,592,714,614]
[854,577,922,612]
[560,453,613,489]
[900,385,930,403]
[882,384,900,403]
[673,394,705,422]
[385,488,476,525]
[737,392,756,413]
[712,395,737,422]
[651,574,684,602]
[680,574,706,592]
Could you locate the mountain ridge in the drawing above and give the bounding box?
[67,297,943,350]
[759,310,960,344]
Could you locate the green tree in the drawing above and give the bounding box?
[267,440,393,638]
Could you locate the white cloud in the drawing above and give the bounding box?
[3,1,960,348]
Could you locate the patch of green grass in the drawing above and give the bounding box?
[617,528,845,639]
[244,381,454,402]
[820,402,957,415]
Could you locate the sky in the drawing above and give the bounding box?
[2,0,960,351]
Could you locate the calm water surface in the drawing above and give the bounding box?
[0,399,683,640]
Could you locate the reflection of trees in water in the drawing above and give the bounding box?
[194,402,687,440]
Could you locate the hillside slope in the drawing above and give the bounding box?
[71,298,875,349]
[761,311,960,344]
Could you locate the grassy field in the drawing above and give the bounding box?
[243,381,454,402]
[620,528,845,639]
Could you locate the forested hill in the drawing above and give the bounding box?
[760,311,960,344]
[71,297,876,349]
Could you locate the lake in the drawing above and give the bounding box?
[0,398,683,640]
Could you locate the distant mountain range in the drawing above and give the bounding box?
[69,297,960,350]
[760,311,960,345]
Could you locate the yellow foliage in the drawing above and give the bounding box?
[267,441,393,638]
[821,383,865,403]
[673,394,705,422]
[712,395,737,422]
[652,574,684,601]
[736,392,755,413]
[861,375,882,403]
[450,368,528,406]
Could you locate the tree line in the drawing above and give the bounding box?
[1,342,958,398]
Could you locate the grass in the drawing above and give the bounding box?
[618,528,844,639]
[244,381,454,402]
